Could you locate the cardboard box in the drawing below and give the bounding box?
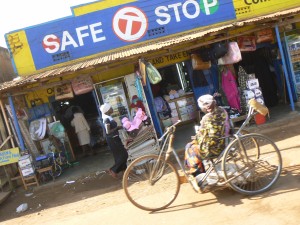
[18,155,33,169]
[187,105,196,113]
[177,99,187,107]
[247,79,259,90]
[243,90,255,99]
[20,165,35,177]
[169,102,176,110]
[171,109,178,117]
[179,107,188,114]
[254,87,263,97]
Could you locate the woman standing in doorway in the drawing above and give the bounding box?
[100,103,128,179]
[71,107,92,157]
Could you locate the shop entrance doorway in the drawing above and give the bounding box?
[236,47,279,107]
[50,91,105,158]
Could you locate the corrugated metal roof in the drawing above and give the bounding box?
[1,6,300,93]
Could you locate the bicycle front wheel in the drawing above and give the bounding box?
[49,164,62,178]
[123,154,180,211]
[222,133,282,195]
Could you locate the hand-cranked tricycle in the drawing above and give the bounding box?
[122,99,282,211]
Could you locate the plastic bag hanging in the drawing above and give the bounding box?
[146,62,162,84]
[139,59,162,85]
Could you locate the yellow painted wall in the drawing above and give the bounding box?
[234,0,300,20]
[150,51,190,69]
[6,31,35,75]
[72,0,136,16]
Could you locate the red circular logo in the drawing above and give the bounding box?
[113,6,148,42]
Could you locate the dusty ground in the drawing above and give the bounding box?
[0,114,300,224]
[0,169,126,222]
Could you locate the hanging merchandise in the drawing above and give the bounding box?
[49,121,65,140]
[146,62,162,84]
[237,36,256,52]
[191,54,211,70]
[121,108,149,138]
[139,59,162,85]
[71,76,94,95]
[29,117,47,141]
[246,78,260,90]
[135,76,144,101]
[154,96,171,119]
[198,46,212,62]
[28,103,51,121]
[198,42,228,62]
[221,67,241,111]
[218,42,242,65]
[244,78,268,125]
[238,66,256,114]
[256,29,274,43]
[130,95,145,112]
[55,83,74,100]
[211,41,229,60]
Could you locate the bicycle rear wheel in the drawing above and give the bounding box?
[222,133,282,195]
[123,154,180,211]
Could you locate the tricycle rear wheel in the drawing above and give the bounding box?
[222,134,282,195]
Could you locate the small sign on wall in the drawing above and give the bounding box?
[0,148,20,166]
[55,83,74,100]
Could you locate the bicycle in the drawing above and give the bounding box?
[47,149,67,178]
[35,149,66,183]
[122,99,282,211]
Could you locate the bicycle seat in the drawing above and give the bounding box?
[35,155,48,162]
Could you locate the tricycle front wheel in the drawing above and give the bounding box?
[123,154,180,211]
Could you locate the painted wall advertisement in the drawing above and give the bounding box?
[5,0,300,75]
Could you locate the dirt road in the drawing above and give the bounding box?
[1,117,300,225]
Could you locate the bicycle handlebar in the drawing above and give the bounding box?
[158,120,182,141]
[236,99,269,133]
[248,99,269,116]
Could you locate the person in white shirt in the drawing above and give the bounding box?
[71,107,92,157]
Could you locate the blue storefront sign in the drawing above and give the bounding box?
[26,0,236,70]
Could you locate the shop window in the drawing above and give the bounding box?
[156,62,192,96]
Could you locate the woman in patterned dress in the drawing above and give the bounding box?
[184,94,230,177]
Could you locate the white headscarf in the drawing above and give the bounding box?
[100,103,113,122]
[100,103,111,114]
[197,94,215,109]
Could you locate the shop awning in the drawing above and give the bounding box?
[1,6,300,95]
